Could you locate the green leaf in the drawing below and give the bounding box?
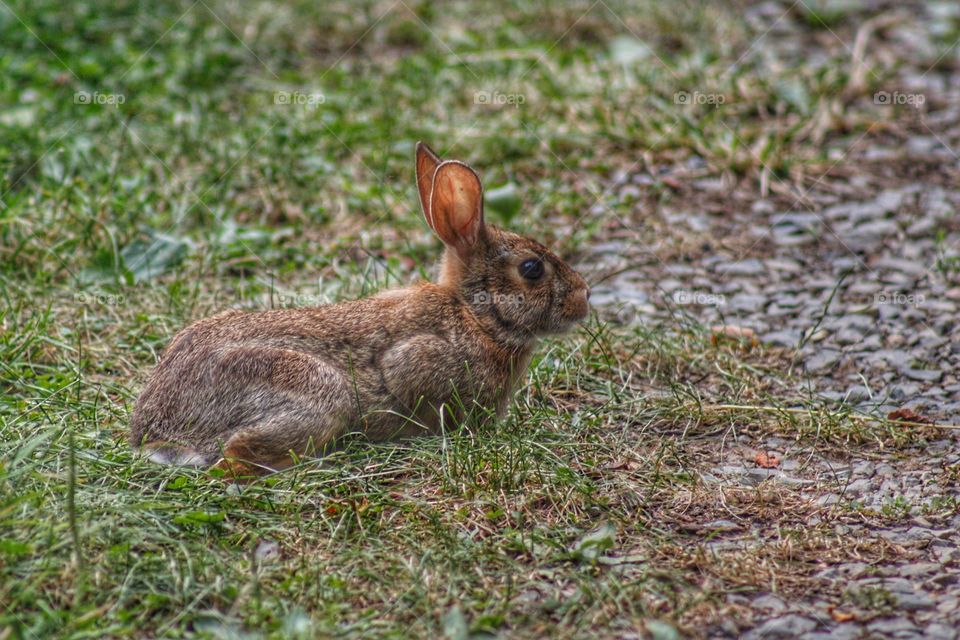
[485,183,521,224]
[442,606,469,640]
[0,539,32,556]
[609,36,651,65]
[172,510,226,526]
[646,620,682,640]
[572,522,616,561]
[121,232,190,282]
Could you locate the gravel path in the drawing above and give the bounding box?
[591,178,960,420]
[584,2,960,636]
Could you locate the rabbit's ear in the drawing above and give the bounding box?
[429,160,485,255]
[416,142,442,228]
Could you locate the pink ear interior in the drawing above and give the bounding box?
[428,161,484,253]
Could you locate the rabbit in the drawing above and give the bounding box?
[129,142,590,477]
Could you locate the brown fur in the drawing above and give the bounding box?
[129,142,589,476]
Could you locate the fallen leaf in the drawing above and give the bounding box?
[572,522,616,562]
[754,452,780,469]
[829,608,857,623]
[887,407,934,425]
[710,325,759,349]
[604,459,642,472]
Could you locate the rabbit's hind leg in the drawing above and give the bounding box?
[210,347,354,479]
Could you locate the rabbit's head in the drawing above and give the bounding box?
[416,142,590,348]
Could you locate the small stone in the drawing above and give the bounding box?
[751,594,787,613]
[716,259,765,276]
[926,623,958,640]
[894,591,935,610]
[703,519,740,532]
[844,385,871,404]
[729,293,768,312]
[835,328,865,345]
[806,350,842,373]
[845,478,872,495]
[898,562,941,577]
[866,616,916,634]
[875,463,896,477]
[902,368,943,383]
[746,615,817,639]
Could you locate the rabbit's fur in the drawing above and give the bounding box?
[130,143,590,475]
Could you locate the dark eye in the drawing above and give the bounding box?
[518,258,544,281]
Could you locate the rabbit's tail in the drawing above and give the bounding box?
[140,440,216,467]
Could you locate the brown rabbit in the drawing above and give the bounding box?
[129,142,590,476]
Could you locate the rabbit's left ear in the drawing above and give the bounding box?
[415,142,442,228]
[428,160,485,256]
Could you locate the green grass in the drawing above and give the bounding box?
[1,0,954,637]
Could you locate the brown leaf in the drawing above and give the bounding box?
[829,608,857,623]
[604,459,642,472]
[754,452,780,469]
[887,407,934,425]
[710,325,759,350]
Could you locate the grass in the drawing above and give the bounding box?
[1,0,957,638]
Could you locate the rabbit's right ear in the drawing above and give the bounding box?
[428,160,485,258]
[416,142,442,228]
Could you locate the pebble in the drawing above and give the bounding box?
[745,615,817,639]
[902,368,944,383]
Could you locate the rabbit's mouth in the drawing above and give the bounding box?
[546,308,590,335]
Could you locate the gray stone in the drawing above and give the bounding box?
[716,259,765,276]
[902,368,943,383]
[835,328,865,345]
[844,478,873,495]
[926,623,959,640]
[703,519,740,532]
[746,615,817,639]
[894,591,935,610]
[763,330,802,348]
[806,350,842,373]
[866,616,917,634]
[844,385,872,404]
[898,562,941,577]
[730,293,768,312]
[751,594,787,613]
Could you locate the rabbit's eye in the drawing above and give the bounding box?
[519,258,544,281]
